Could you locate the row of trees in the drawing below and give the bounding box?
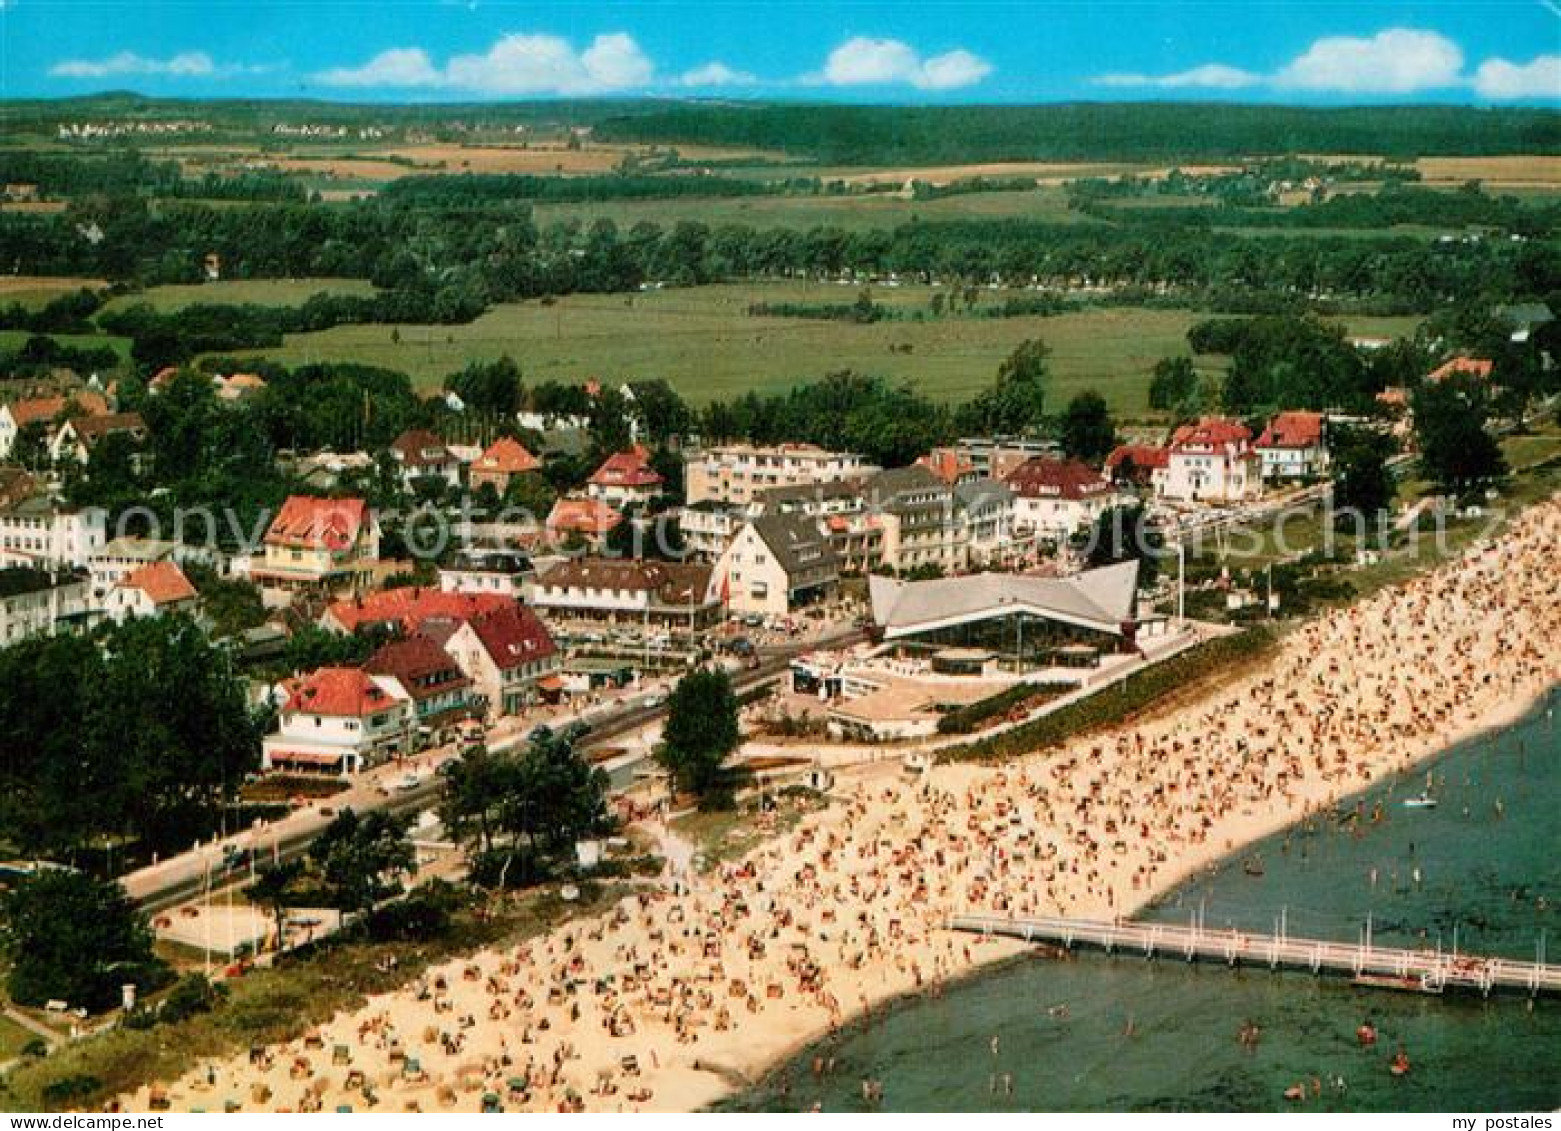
[0,616,262,860]
[4,192,1551,310]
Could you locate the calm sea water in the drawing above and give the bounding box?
[723,686,1561,1112]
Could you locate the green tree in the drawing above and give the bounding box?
[447,356,523,418]
[1413,376,1507,497]
[308,809,415,914]
[1330,426,1397,530]
[957,338,1049,435]
[657,668,740,803]
[1059,391,1117,465]
[248,860,304,952]
[184,563,266,640]
[0,870,168,1011]
[439,725,610,888]
[1077,503,1161,587]
[1148,356,1199,412]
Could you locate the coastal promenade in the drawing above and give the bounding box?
[949,914,1561,998]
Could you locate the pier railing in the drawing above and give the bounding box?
[948,914,1560,998]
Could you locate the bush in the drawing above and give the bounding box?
[935,681,1070,735]
[41,1075,101,1107]
[940,628,1277,763]
[159,974,227,1025]
[365,881,461,941]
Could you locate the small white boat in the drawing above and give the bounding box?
[1402,794,1438,810]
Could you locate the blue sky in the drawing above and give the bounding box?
[3,1,1558,103]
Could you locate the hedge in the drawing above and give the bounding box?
[938,627,1278,764]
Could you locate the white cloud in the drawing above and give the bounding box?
[817,36,992,91]
[317,32,654,94]
[1473,54,1561,99]
[679,61,757,88]
[1091,27,1521,96]
[1275,28,1463,93]
[1095,63,1260,90]
[50,50,218,79]
[316,48,441,88]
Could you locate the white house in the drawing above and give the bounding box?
[1255,411,1328,481]
[586,446,663,510]
[717,513,840,618]
[47,413,147,465]
[0,392,109,459]
[389,429,462,489]
[437,551,535,598]
[433,603,561,718]
[105,560,199,622]
[261,667,413,777]
[1004,457,1123,539]
[1162,418,1261,503]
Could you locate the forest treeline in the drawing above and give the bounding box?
[592,103,1561,163]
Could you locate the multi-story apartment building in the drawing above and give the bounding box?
[684,442,876,506]
[864,465,967,575]
[0,494,106,570]
[0,566,91,644]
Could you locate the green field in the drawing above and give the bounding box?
[0,329,132,361]
[242,281,1421,417]
[531,186,1089,232]
[101,277,378,315]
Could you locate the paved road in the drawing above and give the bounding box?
[126,624,864,915]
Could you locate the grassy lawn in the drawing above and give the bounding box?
[100,278,379,314]
[0,1015,35,1063]
[671,789,829,872]
[245,284,1420,417]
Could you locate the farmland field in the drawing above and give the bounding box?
[0,275,108,307]
[100,277,378,314]
[530,185,1088,231]
[242,282,1422,417]
[0,329,132,360]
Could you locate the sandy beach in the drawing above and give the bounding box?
[123,497,1561,1114]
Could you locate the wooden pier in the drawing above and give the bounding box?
[949,914,1561,998]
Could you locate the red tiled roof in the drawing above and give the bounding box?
[1105,444,1170,472]
[473,436,542,476]
[1004,457,1112,501]
[390,429,452,468]
[67,412,146,445]
[1426,357,1494,383]
[119,560,197,606]
[364,634,472,701]
[1256,411,1324,450]
[324,587,511,634]
[7,392,109,428]
[588,446,662,489]
[465,603,557,671]
[547,497,623,535]
[281,667,402,718]
[1169,417,1254,452]
[265,496,369,551]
